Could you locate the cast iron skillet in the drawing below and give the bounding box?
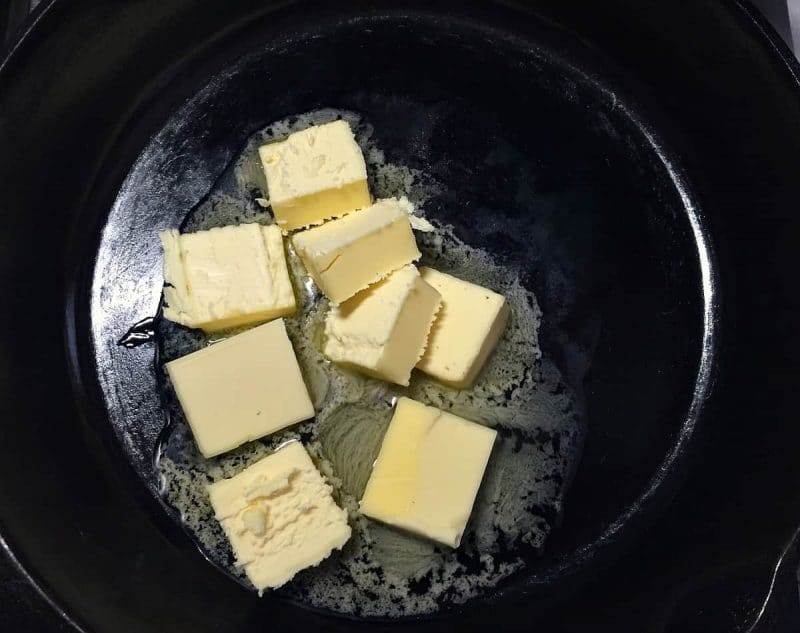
[1,1,799,632]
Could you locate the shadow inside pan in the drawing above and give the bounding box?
[86,9,715,620]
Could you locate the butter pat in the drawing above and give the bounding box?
[292,197,421,304]
[208,441,351,593]
[416,268,510,389]
[360,397,496,547]
[160,223,295,332]
[324,265,441,386]
[165,319,314,457]
[259,120,371,231]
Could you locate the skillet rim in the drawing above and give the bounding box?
[0,0,796,629]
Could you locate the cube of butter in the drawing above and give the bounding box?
[160,223,295,332]
[258,120,371,231]
[292,197,421,305]
[416,268,510,389]
[324,265,441,386]
[208,441,351,593]
[360,397,496,547]
[165,319,314,457]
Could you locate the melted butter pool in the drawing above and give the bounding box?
[155,109,585,617]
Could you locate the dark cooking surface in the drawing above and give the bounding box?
[2,1,800,632]
[93,13,713,617]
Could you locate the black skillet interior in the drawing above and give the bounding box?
[1,1,799,632]
[87,0,712,621]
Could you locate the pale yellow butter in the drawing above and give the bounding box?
[165,319,314,458]
[292,197,421,305]
[258,120,371,231]
[208,441,351,594]
[323,265,441,386]
[360,397,496,547]
[160,223,295,332]
[416,267,510,389]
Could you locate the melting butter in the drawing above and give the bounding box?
[156,108,585,617]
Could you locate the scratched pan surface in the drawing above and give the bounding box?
[4,1,800,632]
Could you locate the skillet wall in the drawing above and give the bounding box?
[1,1,799,632]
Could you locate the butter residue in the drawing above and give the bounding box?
[409,215,436,232]
[396,196,436,233]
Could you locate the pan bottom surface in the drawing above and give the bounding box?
[87,8,713,619]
